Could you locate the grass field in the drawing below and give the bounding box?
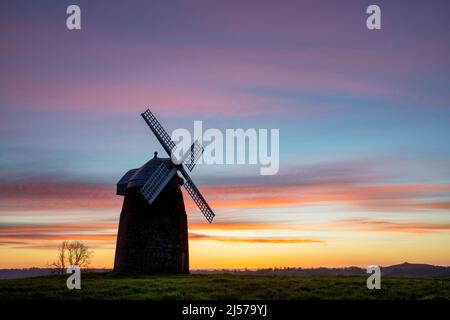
[0,273,449,300]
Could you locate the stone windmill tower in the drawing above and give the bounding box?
[114,109,215,274]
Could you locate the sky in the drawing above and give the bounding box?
[0,0,449,269]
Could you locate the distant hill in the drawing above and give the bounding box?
[1,263,449,279]
[0,268,110,279]
[382,262,450,277]
[193,263,450,277]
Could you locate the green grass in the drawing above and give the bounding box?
[0,273,449,300]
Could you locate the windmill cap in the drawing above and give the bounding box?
[116,156,182,195]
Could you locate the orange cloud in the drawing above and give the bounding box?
[333,218,450,234]
[0,223,117,233]
[2,172,450,214]
[0,220,320,251]
[188,232,323,244]
[189,220,297,231]
[0,221,118,250]
[185,182,450,212]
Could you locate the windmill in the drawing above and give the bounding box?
[114,109,215,274]
[139,109,215,223]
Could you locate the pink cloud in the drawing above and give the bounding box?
[1,159,449,214]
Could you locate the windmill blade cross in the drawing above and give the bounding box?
[141,109,176,157]
[141,161,177,205]
[180,168,215,223]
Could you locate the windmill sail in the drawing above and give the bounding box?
[185,140,204,172]
[141,161,177,205]
[141,109,176,156]
[180,168,215,223]
[176,140,204,171]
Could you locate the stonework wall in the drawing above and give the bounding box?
[114,181,189,274]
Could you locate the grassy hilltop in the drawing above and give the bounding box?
[0,273,449,300]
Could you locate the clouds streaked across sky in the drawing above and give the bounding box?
[0,0,449,268]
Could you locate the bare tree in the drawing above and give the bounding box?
[49,241,68,274]
[50,241,93,274]
[66,241,93,268]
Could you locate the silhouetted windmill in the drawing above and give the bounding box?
[114,109,215,274]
